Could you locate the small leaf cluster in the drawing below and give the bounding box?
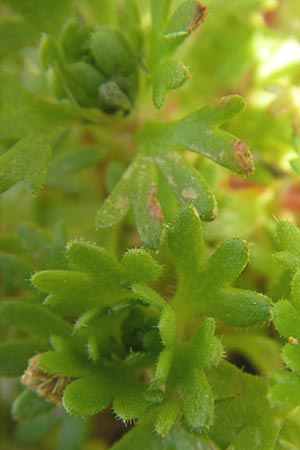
[40,20,138,115]
[1,205,276,447]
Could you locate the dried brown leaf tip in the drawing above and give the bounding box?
[189,2,208,32]
[233,139,255,175]
[22,354,71,404]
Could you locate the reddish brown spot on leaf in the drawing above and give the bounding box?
[149,185,164,221]
[233,140,254,175]
[288,336,299,345]
[189,2,208,32]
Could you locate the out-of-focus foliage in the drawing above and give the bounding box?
[1,0,300,449]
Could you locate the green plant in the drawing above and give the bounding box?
[1,1,300,449]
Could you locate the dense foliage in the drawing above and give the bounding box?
[1,1,300,449]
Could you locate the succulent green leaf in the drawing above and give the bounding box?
[131,283,166,310]
[168,205,204,275]
[0,301,71,337]
[204,238,249,287]
[159,306,177,347]
[11,389,54,421]
[189,318,223,369]
[153,59,191,109]
[37,350,92,377]
[90,27,137,77]
[68,62,105,96]
[66,240,121,279]
[152,346,174,389]
[62,372,114,416]
[209,288,270,327]
[155,148,217,220]
[155,399,180,436]
[181,369,214,432]
[113,379,148,421]
[121,249,163,283]
[32,270,93,296]
[0,340,44,377]
[272,300,300,339]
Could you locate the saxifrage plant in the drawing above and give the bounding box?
[1,1,300,449]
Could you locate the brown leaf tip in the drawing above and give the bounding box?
[233,140,254,175]
[149,185,164,221]
[189,2,208,32]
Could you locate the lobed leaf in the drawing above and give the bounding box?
[181,369,214,432]
[37,350,92,377]
[121,249,163,284]
[32,270,93,296]
[113,379,148,421]
[152,59,191,109]
[62,372,114,416]
[168,205,204,275]
[66,240,121,279]
[157,96,253,175]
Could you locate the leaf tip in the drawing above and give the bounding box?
[233,140,254,175]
